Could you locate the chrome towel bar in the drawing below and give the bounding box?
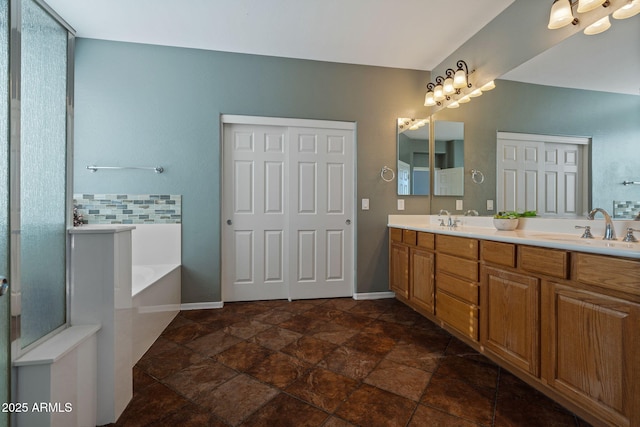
[87,165,164,174]
[623,181,640,186]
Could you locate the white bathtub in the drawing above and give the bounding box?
[130,224,182,364]
[132,264,179,297]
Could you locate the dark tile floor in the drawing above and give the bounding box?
[106,298,592,427]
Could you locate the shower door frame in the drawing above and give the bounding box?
[3,0,75,420]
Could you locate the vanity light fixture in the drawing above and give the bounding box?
[584,15,611,33]
[577,0,607,12]
[547,0,635,35]
[424,87,436,106]
[424,60,475,107]
[480,80,496,91]
[548,0,579,29]
[443,76,455,95]
[434,76,447,102]
[398,118,429,133]
[453,60,470,89]
[612,0,640,18]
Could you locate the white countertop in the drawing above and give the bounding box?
[68,225,136,234]
[388,215,640,259]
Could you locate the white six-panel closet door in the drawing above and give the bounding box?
[222,121,354,302]
[288,127,354,300]
[222,124,289,301]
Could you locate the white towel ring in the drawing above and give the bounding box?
[471,169,485,184]
[380,166,395,182]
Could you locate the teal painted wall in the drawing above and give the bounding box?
[73,38,431,303]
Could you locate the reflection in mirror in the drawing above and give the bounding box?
[433,121,464,196]
[397,118,429,195]
[429,13,640,217]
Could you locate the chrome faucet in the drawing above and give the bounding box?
[438,209,460,228]
[438,209,450,227]
[587,208,617,240]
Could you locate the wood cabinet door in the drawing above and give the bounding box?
[542,282,640,427]
[389,242,409,299]
[481,266,540,376]
[410,248,435,314]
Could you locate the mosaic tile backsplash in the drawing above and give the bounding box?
[74,194,181,224]
[613,201,640,219]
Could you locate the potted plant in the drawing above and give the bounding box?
[493,211,536,230]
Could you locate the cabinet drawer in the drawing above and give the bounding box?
[437,253,479,282]
[573,253,640,297]
[481,240,516,268]
[519,246,569,279]
[390,228,403,243]
[437,271,478,305]
[417,232,435,250]
[436,291,479,340]
[436,234,479,260]
[403,229,417,246]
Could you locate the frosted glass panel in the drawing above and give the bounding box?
[0,0,10,422]
[20,0,68,347]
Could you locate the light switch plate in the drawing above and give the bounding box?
[487,199,494,211]
[397,199,405,210]
[362,198,369,210]
[456,200,463,211]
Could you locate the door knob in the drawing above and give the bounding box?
[226,219,232,225]
[345,219,351,225]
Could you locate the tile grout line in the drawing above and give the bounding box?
[491,366,502,427]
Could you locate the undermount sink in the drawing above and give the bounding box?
[528,232,638,249]
[530,233,583,242]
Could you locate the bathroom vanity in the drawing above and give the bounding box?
[388,215,640,427]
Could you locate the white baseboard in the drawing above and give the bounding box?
[181,293,395,309]
[180,301,223,310]
[353,291,396,300]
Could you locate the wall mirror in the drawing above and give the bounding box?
[397,118,429,195]
[433,121,464,196]
[429,14,640,217]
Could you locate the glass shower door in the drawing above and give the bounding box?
[0,0,10,425]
